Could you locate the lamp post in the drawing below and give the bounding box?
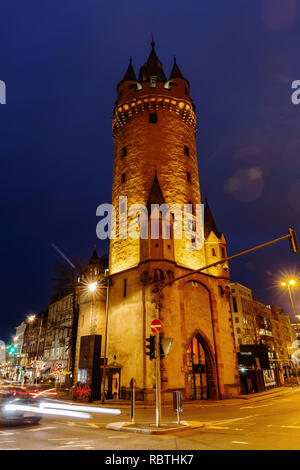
[88,275,110,403]
[88,281,98,334]
[101,275,110,403]
[281,280,300,385]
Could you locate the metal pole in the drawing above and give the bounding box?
[155,331,162,427]
[131,378,136,424]
[287,284,300,386]
[89,293,94,334]
[101,278,110,403]
[155,231,293,309]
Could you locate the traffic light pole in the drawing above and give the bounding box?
[155,332,162,427]
[153,228,298,426]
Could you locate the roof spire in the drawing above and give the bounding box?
[146,170,165,212]
[121,57,137,83]
[88,244,100,265]
[151,32,155,48]
[138,39,167,83]
[204,197,221,239]
[169,55,185,80]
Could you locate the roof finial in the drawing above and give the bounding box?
[129,56,132,64]
[151,32,155,48]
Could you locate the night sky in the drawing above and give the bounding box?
[1,0,300,342]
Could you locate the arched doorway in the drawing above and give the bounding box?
[186,334,217,400]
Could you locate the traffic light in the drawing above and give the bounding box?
[289,228,300,253]
[159,337,165,359]
[8,345,17,354]
[146,336,155,360]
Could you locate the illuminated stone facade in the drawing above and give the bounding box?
[75,42,240,401]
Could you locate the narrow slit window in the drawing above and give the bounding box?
[184,145,189,156]
[149,113,158,123]
[122,173,126,183]
[186,172,191,182]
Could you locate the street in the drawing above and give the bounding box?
[1,388,300,450]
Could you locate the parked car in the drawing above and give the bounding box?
[0,386,42,426]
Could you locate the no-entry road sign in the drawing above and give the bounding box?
[151,319,162,334]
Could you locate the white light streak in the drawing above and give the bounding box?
[4,404,91,419]
[39,401,121,415]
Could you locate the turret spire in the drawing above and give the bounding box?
[138,39,167,83]
[204,197,221,239]
[119,57,137,85]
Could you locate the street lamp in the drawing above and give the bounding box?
[281,279,299,385]
[88,281,98,334]
[87,276,110,403]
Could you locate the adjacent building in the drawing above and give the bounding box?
[43,292,75,385]
[230,282,296,369]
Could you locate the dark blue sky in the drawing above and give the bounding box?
[1,0,300,342]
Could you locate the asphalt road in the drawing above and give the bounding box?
[2,389,300,450]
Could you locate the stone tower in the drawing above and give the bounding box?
[110,40,206,275]
[75,42,240,403]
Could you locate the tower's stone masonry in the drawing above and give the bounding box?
[74,42,240,402]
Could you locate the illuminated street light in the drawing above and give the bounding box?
[28,314,36,322]
[88,281,98,292]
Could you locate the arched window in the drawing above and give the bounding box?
[154,268,164,282]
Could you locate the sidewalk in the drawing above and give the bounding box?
[91,384,300,408]
[105,386,300,434]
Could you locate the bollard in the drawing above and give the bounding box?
[173,390,183,424]
[130,378,136,424]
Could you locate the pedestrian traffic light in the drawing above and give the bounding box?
[289,228,300,253]
[146,336,155,360]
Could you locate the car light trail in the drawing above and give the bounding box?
[39,401,121,415]
[4,404,91,419]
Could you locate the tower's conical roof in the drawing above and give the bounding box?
[204,197,221,239]
[146,170,166,212]
[122,57,137,82]
[117,57,137,88]
[88,245,100,265]
[169,57,184,79]
[139,39,167,83]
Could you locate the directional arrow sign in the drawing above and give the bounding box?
[151,319,162,334]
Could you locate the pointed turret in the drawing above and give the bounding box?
[204,197,221,239]
[146,170,165,212]
[169,57,184,80]
[117,57,137,89]
[88,245,100,266]
[139,39,167,83]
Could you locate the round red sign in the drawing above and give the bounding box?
[151,319,162,334]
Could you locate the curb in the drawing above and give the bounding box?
[106,420,205,434]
